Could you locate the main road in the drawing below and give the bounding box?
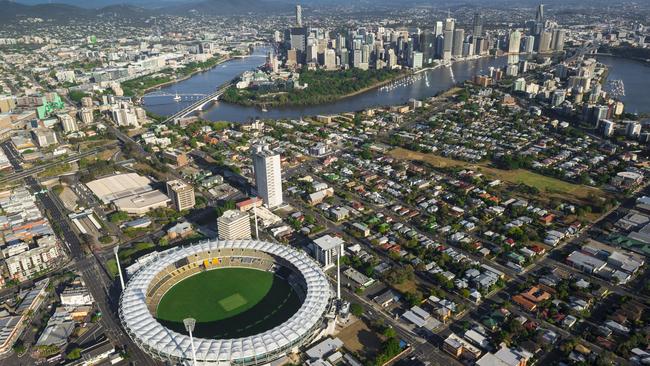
[3,142,158,365]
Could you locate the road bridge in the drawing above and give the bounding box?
[162,83,233,124]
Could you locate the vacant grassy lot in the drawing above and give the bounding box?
[156,268,301,338]
[390,148,606,203]
[338,319,383,360]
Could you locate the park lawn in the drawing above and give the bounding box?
[390,148,606,203]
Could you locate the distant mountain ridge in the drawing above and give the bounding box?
[2,0,292,21]
[13,0,190,9]
[0,0,154,21]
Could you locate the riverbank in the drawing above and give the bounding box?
[142,50,509,122]
[128,54,242,98]
[140,56,231,94]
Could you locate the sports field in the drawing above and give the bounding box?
[156,268,302,338]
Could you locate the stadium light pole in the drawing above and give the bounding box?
[253,197,259,239]
[113,245,125,290]
[336,247,341,301]
[183,318,198,366]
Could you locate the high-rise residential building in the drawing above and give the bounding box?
[323,49,336,69]
[296,5,302,27]
[80,96,93,108]
[58,114,78,133]
[513,78,527,92]
[523,35,535,53]
[452,29,465,57]
[508,29,522,54]
[552,29,566,51]
[78,108,94,124]
[252,144,283,209]
[538,31,552,53]
[306,44,318,63]
[166,180,195,211]
[217,210,251,240]
[111,102,139,127]
[387,49,397,68]
[551,89,566,107]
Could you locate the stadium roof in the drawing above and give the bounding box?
[86,173,153,204]
[119,239,332,364]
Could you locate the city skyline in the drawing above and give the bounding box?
[0,1,648,366]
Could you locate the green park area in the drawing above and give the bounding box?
[390,147,607,204]
[221,67,404,107]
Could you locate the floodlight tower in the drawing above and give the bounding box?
[336,248,341,301]
[183,318,198,366]
[113,246,125,290]
[253,197,260,239]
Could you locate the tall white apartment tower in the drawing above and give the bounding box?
[252,144,283,209]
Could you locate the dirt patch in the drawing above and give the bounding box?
[338,318,382,360]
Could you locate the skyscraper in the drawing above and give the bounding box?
[217,210,251,240]
[472,12,483,36]
[443,30,454,61]
[296,5,302,27]
[420,30,435,64]
[252,144,283,209]
[444,16,455,32]
[434,21,443,36]
[166,180,195,211]
[534,4,545,35]
[535,4,544,24]
[452,29,465,58]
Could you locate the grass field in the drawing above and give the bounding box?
[390,148,606,203]
[156,268,302,338]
